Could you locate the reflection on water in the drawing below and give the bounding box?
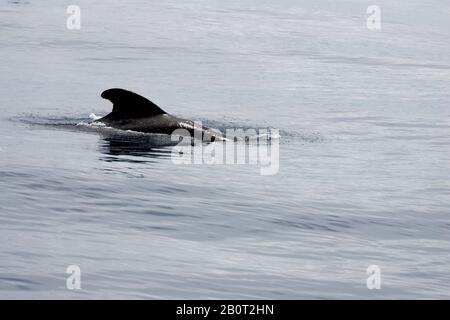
[98,137,174,163]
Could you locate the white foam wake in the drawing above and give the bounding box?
[89,113,102,121]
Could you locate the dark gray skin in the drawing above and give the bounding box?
[95,88,224,141]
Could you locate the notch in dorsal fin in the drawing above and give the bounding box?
[101,88,167,119]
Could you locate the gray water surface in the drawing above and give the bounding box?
[1,0,450,299]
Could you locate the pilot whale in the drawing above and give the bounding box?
[95,88,223,141]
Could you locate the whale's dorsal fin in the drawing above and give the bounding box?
[101,88,167,119]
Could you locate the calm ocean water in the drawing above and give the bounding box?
[1,0,450,299]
